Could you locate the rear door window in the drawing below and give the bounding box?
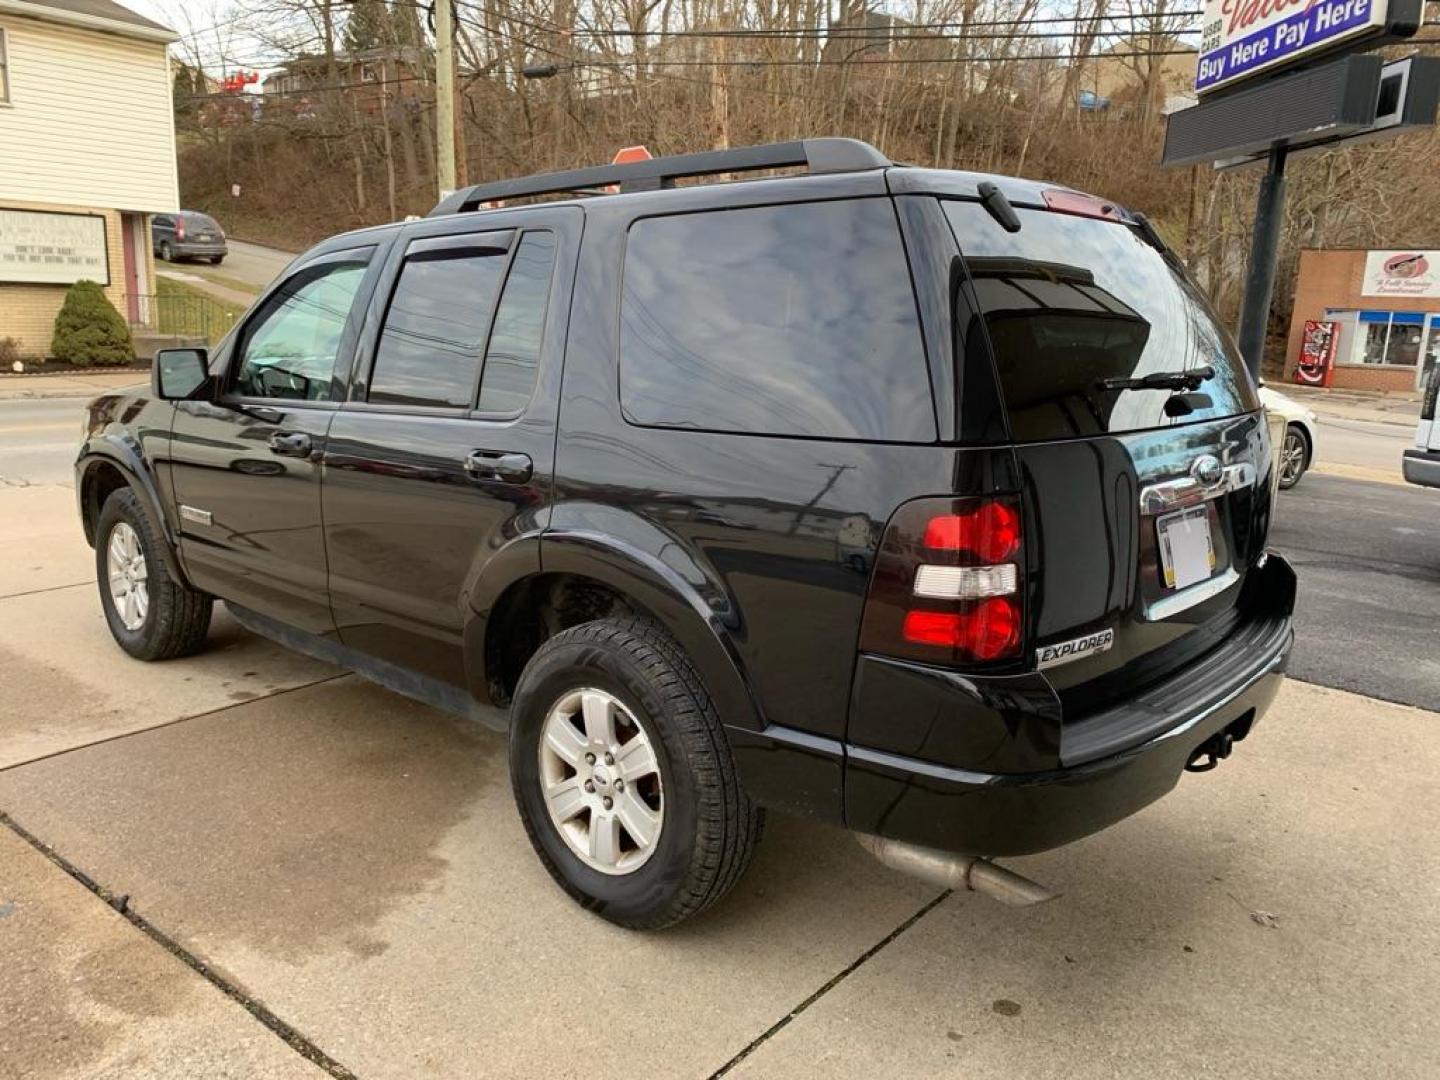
[619,199,935,442]
[368,234,510,409]
[943,200,1258,441]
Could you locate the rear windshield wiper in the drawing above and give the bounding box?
[1098,365,1214,392]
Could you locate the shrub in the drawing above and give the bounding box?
[0,336,20,365]
[50,280,134,366]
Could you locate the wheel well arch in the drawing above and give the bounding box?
[79,459,133,547]
[482,572,641,706]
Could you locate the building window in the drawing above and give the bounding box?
[1326,309,1425,366]
[0,27,10,104]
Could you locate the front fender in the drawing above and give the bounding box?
[76,434,187,587]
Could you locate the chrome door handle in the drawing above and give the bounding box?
[464,449,532,484]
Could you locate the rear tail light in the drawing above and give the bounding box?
[175,218,186,240]
[859,496,1025,666]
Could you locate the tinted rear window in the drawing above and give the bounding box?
[943,201,1258,442]
[185,213,221,231]
[619,199,935,442]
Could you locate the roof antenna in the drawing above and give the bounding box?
[977,181,1022,233]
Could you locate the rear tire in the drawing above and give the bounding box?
[159,241,173,262]
[508,616,762,929]
[96,488,212,660]
[210,255,225,265]
[1278,424,1310,490]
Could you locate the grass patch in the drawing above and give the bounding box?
[154,277,245,346]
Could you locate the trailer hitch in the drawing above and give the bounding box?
[1185,710,1256,773]
[1185,730,1234,772]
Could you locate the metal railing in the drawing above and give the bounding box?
[125,291,242,347]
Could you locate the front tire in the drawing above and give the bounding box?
[1278,424,1310,490]
[508,617,762,929]
[96,488,213,660]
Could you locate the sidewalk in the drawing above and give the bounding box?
[1279,383,1422,427]
[0,370,148,401]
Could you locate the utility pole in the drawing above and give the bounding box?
[435,0,456,196]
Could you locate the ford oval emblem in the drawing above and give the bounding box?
[1191,454,1223,485]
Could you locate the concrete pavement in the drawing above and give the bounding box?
[0,827,325,1080]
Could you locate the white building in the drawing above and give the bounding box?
[0,0,179,358]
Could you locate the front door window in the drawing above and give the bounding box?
[234,258,369,401]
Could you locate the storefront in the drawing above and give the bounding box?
[1284,248,1440,393]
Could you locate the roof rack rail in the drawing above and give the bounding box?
[428,138,891,216]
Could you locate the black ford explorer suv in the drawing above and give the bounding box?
[77,139,1295,928]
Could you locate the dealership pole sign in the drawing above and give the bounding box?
[1197,0,1392,93]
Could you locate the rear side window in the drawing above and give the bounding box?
[478,231,556,414]
[619,199,935,442]
[943,201,1258,441]
[369,240,509,409]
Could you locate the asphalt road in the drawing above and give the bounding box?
[201,238,293,292]
[0,396,92,487]
[156,238,294,305]
[1270,473,1440,712]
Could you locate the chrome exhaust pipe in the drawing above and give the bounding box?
[856,834,1057,907]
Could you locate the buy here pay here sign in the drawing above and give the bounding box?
[1197,0,1390,93]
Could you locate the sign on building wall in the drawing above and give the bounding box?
[1197,0,1391,93]
[1362,249,1440,298]
[0,209,110,286]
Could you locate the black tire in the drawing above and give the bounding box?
[210,255,225,265]
[1278,424,1310,490]
[96,488,213,661]
[508,616,763,929]
[159,241,173,262]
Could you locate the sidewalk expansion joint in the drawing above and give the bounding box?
[0,672,349,774]
[0,807,360,1080]
[707,889,952,1078]
[0,580,90,602]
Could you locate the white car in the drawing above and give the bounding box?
[1259,385,1318,490]
[1403,373,1439,488]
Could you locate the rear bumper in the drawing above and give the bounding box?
[843,553,1296,857]
[167,242,228,258]
[1402,448,1440,488]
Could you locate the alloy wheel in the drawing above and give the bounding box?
[538,687,664,875]
[107,522,149,631]
[1280,430,1306,486]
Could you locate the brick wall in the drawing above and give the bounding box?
[1283,247,1440,392]
[0,200,131,361]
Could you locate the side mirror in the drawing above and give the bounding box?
[154,348,211,401]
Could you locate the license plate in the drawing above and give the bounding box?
[1157,506,1216,590]
[198,233,213,240]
